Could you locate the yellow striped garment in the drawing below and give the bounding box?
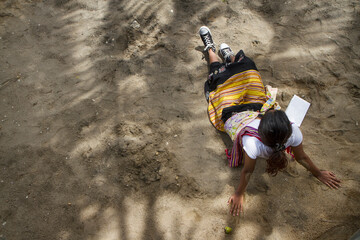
[208,70,266,131]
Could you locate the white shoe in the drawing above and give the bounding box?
[220,43,234,63]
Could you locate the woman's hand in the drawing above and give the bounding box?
[316,170,341,189]
[228,193,244,216]
[293,144,341,189]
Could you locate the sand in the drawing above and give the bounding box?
[0,0,359,239]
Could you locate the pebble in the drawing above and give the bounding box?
[2,222,6,226]
[130,20,140,29]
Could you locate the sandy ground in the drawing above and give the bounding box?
[0,0,359,239]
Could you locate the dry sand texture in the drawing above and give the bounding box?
[0,0,359,239]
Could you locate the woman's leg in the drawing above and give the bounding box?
[208,49,220,64]
[230,55,235,63]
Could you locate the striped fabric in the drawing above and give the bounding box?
[208,70,266,131]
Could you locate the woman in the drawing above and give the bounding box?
[199,26,341,216]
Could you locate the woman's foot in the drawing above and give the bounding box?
[220,43,234,63]
[199,26,216,52]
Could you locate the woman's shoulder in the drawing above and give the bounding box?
[291,124,303,136]
[288,124,303,146]
[242,134,263,159]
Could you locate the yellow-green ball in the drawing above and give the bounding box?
[224,226,232,234]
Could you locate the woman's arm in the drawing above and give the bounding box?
[228,153,256,216]
[292,143,321,176]
[292,143,341,189]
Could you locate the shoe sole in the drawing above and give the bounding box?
[199,26,212,36]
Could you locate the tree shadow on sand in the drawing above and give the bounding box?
[0,0,359,239]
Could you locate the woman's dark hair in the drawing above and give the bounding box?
[258,110,292,176]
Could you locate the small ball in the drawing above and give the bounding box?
[224,226,232,234]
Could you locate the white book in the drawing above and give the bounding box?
[285,95,310,127]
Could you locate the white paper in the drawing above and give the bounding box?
[285,95,310,127]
